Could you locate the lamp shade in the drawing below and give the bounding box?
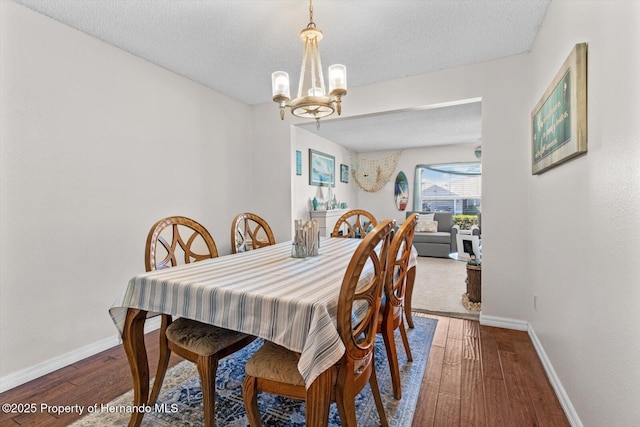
[272,71,290,99]
[328,64,347,93]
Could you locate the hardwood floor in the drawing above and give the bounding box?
[412,314,569,427]
[0,315,569,426]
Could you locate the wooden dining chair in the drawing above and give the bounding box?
[230,212,276,253]
[242,220,394,427]
[331,209,378,238]
[145,216,256,427]
[377,213,418,400]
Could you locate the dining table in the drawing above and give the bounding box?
[109,237,417,426]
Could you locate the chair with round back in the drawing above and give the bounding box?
[230,212,276,254]
[377,213,418,400]
[331,209,378,238]
[145,216,256,427]
[242,220,394,427]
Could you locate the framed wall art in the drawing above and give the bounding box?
[309,149,335,186]
[340,164,349,183]
[531,42,587,174]
[456,234,481,261]
[295,150,302,176]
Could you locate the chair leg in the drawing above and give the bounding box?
[197,355,219,427]
[382,321,402,400]
[369,359,389,427]
[335,381,358,427]
[335,395,349,426]
[399,319,413,362]
[404,267,416,328]
[148,314,172,405]
[242,376,263,427]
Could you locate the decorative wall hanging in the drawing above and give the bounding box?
[351,151,400,192]
[531,42,587,174]
[474,145,482,159]
[394,171,409,211]
[309,149,335,186]
[296,150,302,175]
[340,164,349,183]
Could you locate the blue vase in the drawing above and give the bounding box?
[312,197,319,210]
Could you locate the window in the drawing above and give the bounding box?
[414,162,481,215]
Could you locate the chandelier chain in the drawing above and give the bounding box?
[308,0,315,28]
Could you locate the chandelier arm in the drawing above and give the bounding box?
[310,38,317,94]
[298,38,310,99]
[314,38,326,94]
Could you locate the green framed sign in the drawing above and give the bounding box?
[531,43,588,174]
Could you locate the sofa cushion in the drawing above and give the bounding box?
[432,212,454,231]
[412,231,452,245]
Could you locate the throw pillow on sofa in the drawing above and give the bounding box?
[416,220,438,232]
[417,213,435,222]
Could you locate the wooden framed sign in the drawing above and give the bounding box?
[531,43,588,175]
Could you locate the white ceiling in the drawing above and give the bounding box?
[298,99,482,152]
[13,0,550,152]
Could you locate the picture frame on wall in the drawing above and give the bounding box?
[309,149,335,186]
[295,150,302,176]
[531,42,588,175]
[340,164,349,183]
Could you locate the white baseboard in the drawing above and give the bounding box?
[527,325,583,427]
[479,313,528,330]
[0,317,161,394]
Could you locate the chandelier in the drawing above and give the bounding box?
[271,0,347,124]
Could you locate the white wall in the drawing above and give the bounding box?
[528,1,640,426]
[0,2,253,381]
[249,102,294,242]
[355,143,480,225]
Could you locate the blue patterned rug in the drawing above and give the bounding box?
[73,316,436,426]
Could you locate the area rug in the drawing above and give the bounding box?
[411,256,479,320]
[72,316,437,426]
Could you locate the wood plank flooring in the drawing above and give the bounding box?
[0,314,569,426]
[412,314,569,427]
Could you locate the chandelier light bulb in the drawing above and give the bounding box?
[271,71,290,99]
[328,64,347,93]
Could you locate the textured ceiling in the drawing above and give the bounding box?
[12,0,550,152]
[298,100,482,152]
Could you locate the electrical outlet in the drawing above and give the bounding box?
[533,294,538,310]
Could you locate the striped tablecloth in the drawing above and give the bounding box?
[110,237,416,388]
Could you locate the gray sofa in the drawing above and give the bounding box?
[406,211,459,257]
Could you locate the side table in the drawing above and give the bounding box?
[449,253,482,312]
[463,262,482,311]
